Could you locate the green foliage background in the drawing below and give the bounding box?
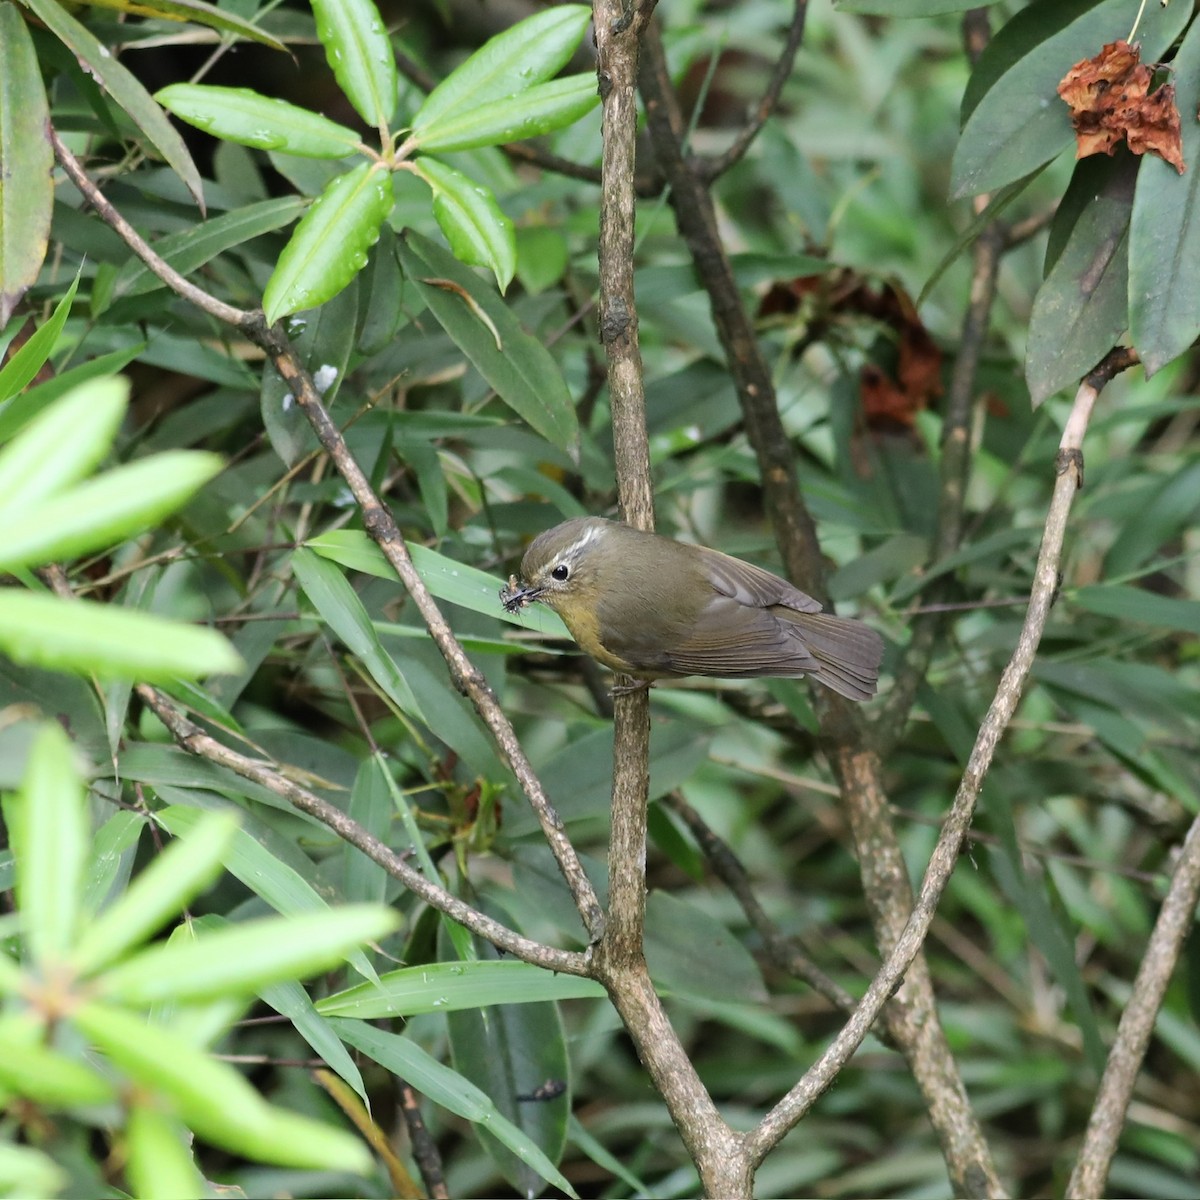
[1,0,1199,1196]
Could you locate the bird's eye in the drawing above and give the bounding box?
[551,564,570,581]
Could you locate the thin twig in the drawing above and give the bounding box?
[697,1,808,182]
[745,347,1137,1165]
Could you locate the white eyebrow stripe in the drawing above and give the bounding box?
[556,523,601,564]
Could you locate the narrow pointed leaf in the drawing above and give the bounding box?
[0,3,52,327]
[262,162,393,323]
[0,450,224,572]
[22,0,205,208]
[0,274,81,407]
[83,0,286,52]
[71,812,240,976]
[396,230,579,456]
[0,1015,117,1107]
[156,85,362,158]
[125,1106,206,1200]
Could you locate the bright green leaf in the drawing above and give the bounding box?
[414,74,599,153]
[413,5,591,131]
[414,158,515,290]
[262,161,393,323]
[97,906,399,1002]
[310,0,397,129]
[0,592,243,681]
[317,959,605,1018]
[0,273,81,407]
[156,84,362,157]
[125,1106,206,1200]
[0,1014,117,1107]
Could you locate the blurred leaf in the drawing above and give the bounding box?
[125,1105,206,1200]
[397,230,580,457]
[0,592,242,681]
[0,3,52,327]
[1072,584,1200,636]
[837,0,1002,11]
[1129,18,1200,376]
[72,811,239,976]
[262,162,393,323]
[97,906,399,1003]
[83,0,285,51]
[413,158,515,291]
[23,0,205,208]
[74,1002,374,1171]
[317,959,605,1018]
[4,723,86,963]
[156,85,361,157]
[412,5,592,132]
[0,1014,117,1107]
[310,0,397,129]
[0,369,122,515]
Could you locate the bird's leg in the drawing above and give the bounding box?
[610,675,654,697]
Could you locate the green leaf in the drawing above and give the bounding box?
[1072,585,1200,637]
[97,906,399,1003]
[396,230,580,457]
[316,959,605,1018]
[0,273,81,407]
[5,723,86,963]
[0,372,124,516]
[949,0,1190,199]
[310,0,397,129]
[414,74,599,153]
[0,592,242,681]
[836,0,1002,11]
[71,812,240,976]
[444,939,571,1197]
[333,1017,577,1196]
[125,1106,206,1200]
[109,197,307,303]
[413,158,515,291]
[291,546,423,717]
[155,85,362,157]
[1128,17,1200,377]
[74,1002,374,1171]
[413,5,592,132]
[1025,154,1135,407]
[22,0,205,209]
[0,1014,118,1107]
[156,804,379,983]
[0,450,224,572]
[303,528,570,637]
[262,161,393,323]
[83,0,286,52]
[0,3,53,328]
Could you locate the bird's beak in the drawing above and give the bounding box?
[500,575,543,614]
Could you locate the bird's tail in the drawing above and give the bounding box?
[784,611,885,701]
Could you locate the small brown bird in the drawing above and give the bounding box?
[500,517,884,701]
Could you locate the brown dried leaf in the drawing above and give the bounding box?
[1057,40,1185,174]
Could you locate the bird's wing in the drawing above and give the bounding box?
[700,547,823,613]
[659,596,823,678]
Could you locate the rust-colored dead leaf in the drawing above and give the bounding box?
[1057,40,1185,174]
